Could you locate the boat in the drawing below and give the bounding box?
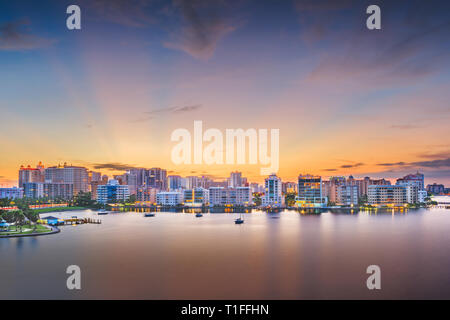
[195,213,203,217]
[234,212,244,224]
[97,209,109,215]
[145,213,155,217]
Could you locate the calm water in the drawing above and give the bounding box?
[1,208,450,299]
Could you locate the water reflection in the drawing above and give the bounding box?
[1,208,449,299]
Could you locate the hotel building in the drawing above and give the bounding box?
[45,164,89,195]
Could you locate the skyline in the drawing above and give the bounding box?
[1,0,450,186]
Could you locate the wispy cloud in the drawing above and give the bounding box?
[132,104,202,123]
[163,0,236,59]
[377,158,450,168]
[91,162,141,171]
[0,19,54,51]
[340,162,364,169]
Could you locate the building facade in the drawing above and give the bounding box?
[262,174,283,207]
[296,174,326,208]
[0,187,23,199]
[96,179,130,204]
[184,188,209,207]
[156,191,183,206]
[45,164,89,195]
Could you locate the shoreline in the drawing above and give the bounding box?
[0,226,60,239]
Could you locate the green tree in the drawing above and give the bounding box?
[285,193,296,207]
[253,193,262,206]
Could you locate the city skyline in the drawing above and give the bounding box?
[1,0,449,186]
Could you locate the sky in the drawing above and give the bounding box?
[0,0,449,186]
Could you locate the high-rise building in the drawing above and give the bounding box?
[45,164,88,195]
[228,171,243,188]
[23,182,44,199]
[146,168,167,190]
[296,174,326,208]
[262,174,283,207]
[184,188,209,207]
[334,184,358,206]
[168,175,184,190]
[137,186,158,204]
[18,162,45,188]
[396,172,425,190]
[44,183,74,200]
[96,179,130,204]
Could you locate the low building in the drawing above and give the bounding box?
[156,191,183,206]
[209,187,252,206]
[96,179,130,204]
[0,187,23,199]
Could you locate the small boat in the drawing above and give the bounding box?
[97,209,109,215]
[195,213,203,217]
[145,213,155,217]
[234,212,244,224]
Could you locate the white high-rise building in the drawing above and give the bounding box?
[262,174,283,207]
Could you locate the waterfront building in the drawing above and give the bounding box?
[89,171,102,183]
[418,190,428,203]
[96,179,130,204]
[368,185,407,206]
[262,174,283,207]
[45,164,89,195]
[250,183,264,193]
[209,186,252,206]
[426,183,445,195]
[296,174,326,208]
[18,162,45,188]
[334,184,359,206]
[0,187,23,199]
[184,188,209,207]
[156,191,183,206]
[396,172,424,190]
[137,186,158,204]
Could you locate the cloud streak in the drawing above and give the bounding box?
[0,19,53,51]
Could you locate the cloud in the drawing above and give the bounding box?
[377,158,450,168]
[132,104,202,122]
[82,0,156,27]
[0,19,54,51]
[298,0,450,86]
[91,162,141,171]
[377,162,407,167]
[340,162,364,169]
[163,0,236,59]
[322,168,337,172]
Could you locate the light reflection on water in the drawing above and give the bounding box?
[1,208,449,299]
